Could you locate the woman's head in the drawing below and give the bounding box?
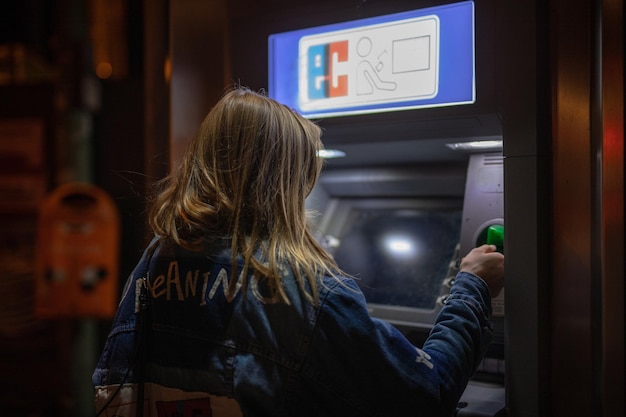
[149,87,337,303]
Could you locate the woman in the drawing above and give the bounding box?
[93,87,504,417]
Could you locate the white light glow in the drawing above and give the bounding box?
[317,149,346,159]
[445,140,503,152]
[388,239,412,253]
[384,235,417,258]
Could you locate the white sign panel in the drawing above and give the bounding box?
[299,16,440,112]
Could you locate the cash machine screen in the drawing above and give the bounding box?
[330,207,461,310]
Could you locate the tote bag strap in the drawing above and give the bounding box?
[95,238,160,417]
[135,238,160,417]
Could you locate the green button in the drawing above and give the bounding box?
[476,224,504,253]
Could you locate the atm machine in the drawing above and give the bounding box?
[305,150,505,417]
[262,1,506,415]
[456,152,505,416]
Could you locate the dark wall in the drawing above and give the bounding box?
[0,1,152,415]
[93,78,152,284]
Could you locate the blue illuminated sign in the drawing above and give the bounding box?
[268,1,474,118]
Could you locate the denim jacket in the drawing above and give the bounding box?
[93,237,493,417]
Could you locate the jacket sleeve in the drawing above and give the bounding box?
[421,272,494,414]
[300,271,493,417]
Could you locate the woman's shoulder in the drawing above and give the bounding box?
[316,273,362,303]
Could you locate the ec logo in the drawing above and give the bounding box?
[307,40,349,99]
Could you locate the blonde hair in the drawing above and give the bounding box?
[149,87,339,304]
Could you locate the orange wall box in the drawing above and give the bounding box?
[35,183,120,318]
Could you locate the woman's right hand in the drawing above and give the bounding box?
[459,244,505,297]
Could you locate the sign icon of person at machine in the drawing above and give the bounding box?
[93,87,504,417]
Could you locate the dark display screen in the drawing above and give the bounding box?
[332,208,461,310]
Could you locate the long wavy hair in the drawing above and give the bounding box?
[149,87,340,304]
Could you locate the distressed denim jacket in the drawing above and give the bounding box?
[93,237,493,417]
